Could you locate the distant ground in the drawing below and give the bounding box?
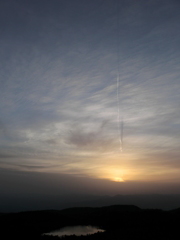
[1,194,180,212]
[0,205,180,240]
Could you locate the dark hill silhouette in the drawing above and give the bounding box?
[170,207,180,212]
[1,194,180,212]
[0,205,180,240]
[76,194,180,210]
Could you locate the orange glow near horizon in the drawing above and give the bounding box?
[96,165,127,182]
[113,177,125,182]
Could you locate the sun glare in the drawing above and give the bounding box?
[97,165,127,182]
[114,177,124,182]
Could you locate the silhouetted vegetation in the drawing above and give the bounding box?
[0,205,180,240]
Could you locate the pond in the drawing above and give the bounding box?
[43,225,105,237]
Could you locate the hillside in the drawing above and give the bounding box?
[0,205,180,240]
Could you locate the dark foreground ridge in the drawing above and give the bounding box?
[0,205,180,240]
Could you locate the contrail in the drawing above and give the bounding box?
[120,118,124,152]
[117,74,123,152]
[116,0,123,152]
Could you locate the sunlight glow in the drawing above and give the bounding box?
[113,177,124,182]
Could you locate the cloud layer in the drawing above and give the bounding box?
[0,0,180,194]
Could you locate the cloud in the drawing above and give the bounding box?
[0,152,18,159]
[0,0,180,189]
[44,139,59,145]
[65,121,117,152]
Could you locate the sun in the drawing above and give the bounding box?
[114,177,124,182]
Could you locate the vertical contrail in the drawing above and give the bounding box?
[117,74,123,152]
[116,0,123,152]
[120,118,124,152]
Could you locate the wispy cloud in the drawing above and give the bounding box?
[0,0,180,188]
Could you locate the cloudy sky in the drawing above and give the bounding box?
[1,0,180,204]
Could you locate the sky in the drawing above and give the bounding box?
[1,0,180,210]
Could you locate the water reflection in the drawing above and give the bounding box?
[44,225,105,237]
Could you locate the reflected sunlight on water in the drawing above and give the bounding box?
[43,225,105,237]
